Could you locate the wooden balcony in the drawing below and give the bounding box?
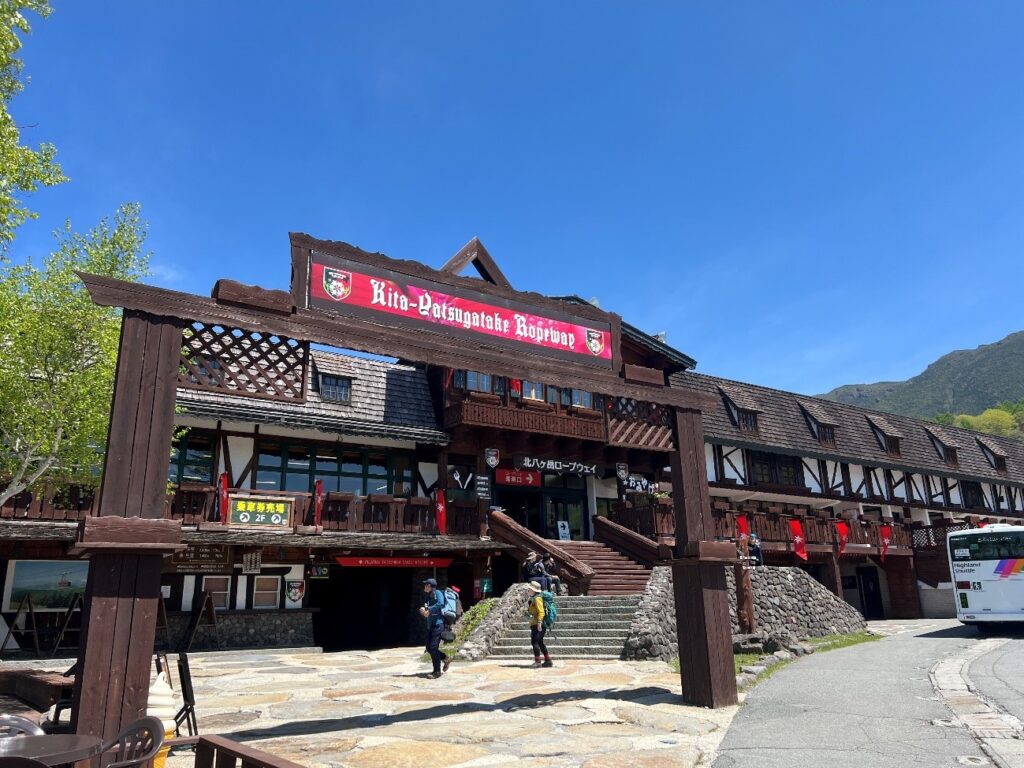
[610,501,912,555]
[444,399,607,441]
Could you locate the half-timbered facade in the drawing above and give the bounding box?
[668,372,1024,620]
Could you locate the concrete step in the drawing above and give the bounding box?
[504,626,630,637]
[507,622,634,633]
[489,644,624,657]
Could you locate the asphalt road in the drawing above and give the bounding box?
[969,634,1024,722]
[713,620,989,768]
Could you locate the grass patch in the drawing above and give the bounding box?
[420,598,498,662]
[807,631,881,653]
[667,631,882,687]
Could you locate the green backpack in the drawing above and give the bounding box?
[541,590,557,630]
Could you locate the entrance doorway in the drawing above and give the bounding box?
[545,496,586,540]
[309,565,416,650]
[856,566,885,619]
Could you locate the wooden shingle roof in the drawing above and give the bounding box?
[177,349,448,444]
[670,372,1024,487]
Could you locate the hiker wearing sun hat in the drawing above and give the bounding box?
[526,580,553,667]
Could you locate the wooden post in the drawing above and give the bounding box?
[71,311,185,739]
[671,408,738,708]
[824,552,844,598]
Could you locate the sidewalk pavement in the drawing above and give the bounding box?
[713,619,990,768]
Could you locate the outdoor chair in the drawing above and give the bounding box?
[173,653,198,737]
[0,715,44,738]
[101,715,164,768]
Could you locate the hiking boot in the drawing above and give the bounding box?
[429,671,443,679]
[542,659,554,668]
[442,656,452,672]
[531,660,543,668]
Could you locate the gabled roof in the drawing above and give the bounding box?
[670,371,1024,487]
[719,384,763,413]
[796,398,837,426]
[924,424,961,449]
[177,349,448,445]
[866,413,904,440]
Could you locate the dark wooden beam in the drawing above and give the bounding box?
[79,272,713,412]
[670,407,737,708]
[73,311,185,740]
[440,237,513,290]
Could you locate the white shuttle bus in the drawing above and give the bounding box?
[949,524,1024,631]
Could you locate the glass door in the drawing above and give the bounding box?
[544,496,586,540]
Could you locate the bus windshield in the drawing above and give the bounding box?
[950,531,1024,562]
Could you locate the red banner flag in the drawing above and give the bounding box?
[835,520,850,556]
[788,518,808,560]
[218,472,230,524]
[735,514,750,540]
[880,524,892,562]
[314,479,324,527]
[435,489,448,536]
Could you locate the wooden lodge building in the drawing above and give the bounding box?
[2,233,1023,654]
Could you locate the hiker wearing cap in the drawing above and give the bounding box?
[527,580,553,668]
[419,578,445,678]
[525,552,550,592]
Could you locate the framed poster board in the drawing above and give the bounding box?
[2,560,89,613]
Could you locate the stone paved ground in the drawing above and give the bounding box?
[165,647,738,767]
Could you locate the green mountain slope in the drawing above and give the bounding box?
[819,331,1024,419]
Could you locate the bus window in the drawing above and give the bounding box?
[950,531,1024,561]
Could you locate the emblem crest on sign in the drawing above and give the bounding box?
[323,267,352,301]
[615,462,629,482]
[485,448,500,469]
[586,329,605,356]
[287,580,305,603]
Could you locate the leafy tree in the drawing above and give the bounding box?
[954,408,1018,437]
[0,0,67,256]
[932,412,956,426]
[0,204,149,507]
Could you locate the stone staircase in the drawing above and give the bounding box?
[488,595,640,659]
[554,540,652,595]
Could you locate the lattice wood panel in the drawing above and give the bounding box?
[178,322,308,401]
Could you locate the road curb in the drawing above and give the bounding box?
[931,637,1024,768]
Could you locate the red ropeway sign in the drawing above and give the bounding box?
[308,254,613,367]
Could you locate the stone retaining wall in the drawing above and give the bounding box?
[623,566,866,661]
[165,610,315,651]
[457,583,531,661]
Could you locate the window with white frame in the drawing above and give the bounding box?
[202,575,231,610]
[571,389,593,409]
[253,575,281,609]
[522,380,544,401]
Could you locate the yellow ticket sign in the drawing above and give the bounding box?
[228,495,292,529]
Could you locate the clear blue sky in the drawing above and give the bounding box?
[11,2,1024,394]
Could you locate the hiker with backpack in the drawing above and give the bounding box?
[438,584,464,673]
[419,578,447,678]
[542,553,563,595]
[526,580,555,668]
[525,552,550,591]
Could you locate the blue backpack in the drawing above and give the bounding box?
[442,588,460,625]
[541,590,557,630]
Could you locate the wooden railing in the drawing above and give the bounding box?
[594,515,670,567]
[194,735,303,768]
[610,499,674,540]
[444,399,607,441]
[489,510,594,594]
[0,488,97,521]
[614,501,913,554]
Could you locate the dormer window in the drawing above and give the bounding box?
[978,437,1009,474]
[867,415,902,457]
[719,385,762,434]
[798,400,837,447]
[736,410,759,433]
[319,374,352,404]
[926,427,959,467]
